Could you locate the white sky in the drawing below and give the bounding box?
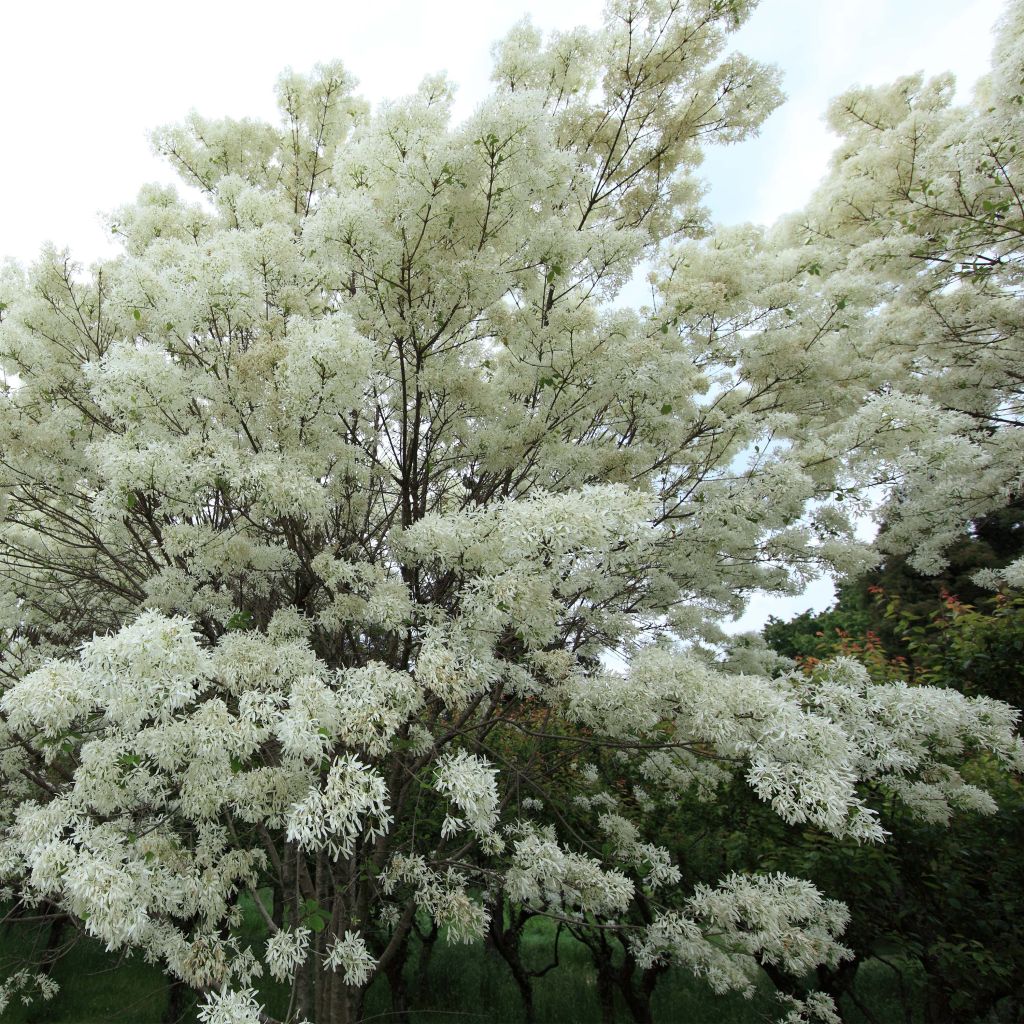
[0,0,1008,631]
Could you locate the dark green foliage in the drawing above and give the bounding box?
[866,501,1024,670]
[763,581,872,663]
[758,515,1024,1024]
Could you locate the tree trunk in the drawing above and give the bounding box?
[328,974,366,1024]
[272,884,285,930]
[162,978,190,1024]
[923,985,954,1024]
[384,931,411,1024]
[593,934,617,1024]
[488,901,536,1024]
[296,953,314,1022]
[415,918,439,1004]
[41,910,67,975]
[286,842,314,1023]
[617,951,662,1024]
[314,851,328,1024]
[816,957,864,1023]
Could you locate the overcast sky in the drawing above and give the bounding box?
[0,0,1008,629]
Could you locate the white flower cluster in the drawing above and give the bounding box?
[0,970,58,1016]
[559,649,1023,841]
[399,485,656,652]
[639,749,732,802]
[275,663,421,760]
[381,854,489,944]
[197,987,264,1024]
[777,991,843,1024]
[794,657,1024,823]
[324,930,377,986]
[633,873,850,998]
[312,554,413,634]
[434,750,500,839]
[1,610,211,741]
[285,754,391,859]
[264,925,311,982]
[598,813,680,888]
[1,662,94,747]
[333,664,423,757]
[504,824,634,917]
[413,623,500,711]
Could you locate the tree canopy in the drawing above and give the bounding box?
[0,2,1021,1022]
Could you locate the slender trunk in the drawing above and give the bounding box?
[594,934,617,1024]
[506,956,535,1024]
[921,954,955,1024]
[328,974,366,1024]
[286,845,313,1022]
[41,911,67,975]
[384,931,411,1024]
[816,958,864,1023]
[617,951,661,1024]
[314,851,328,1024]
[488,901,536,1024]
[272,885,285,930]
[415,918,439,1003]
[296,954,314,1022]
[162,978,190,1024]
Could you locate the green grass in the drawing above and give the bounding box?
[0,922,170,1023]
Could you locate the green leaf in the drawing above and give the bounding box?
[661,403,672,415]
[308,915,327,933]
[226,610,254,632]
[133,307,142,321]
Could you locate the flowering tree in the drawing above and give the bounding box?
[665,0,1024,579]
[0,2,1021,1022]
